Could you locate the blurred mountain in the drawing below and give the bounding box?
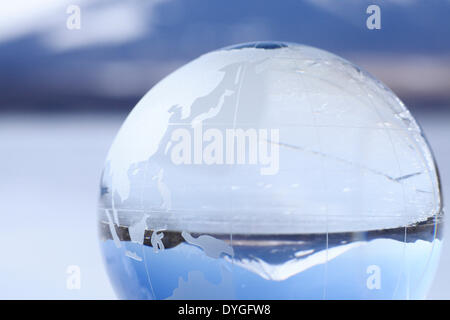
[0,0,449,112]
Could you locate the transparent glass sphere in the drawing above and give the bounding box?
[98,42,443,300]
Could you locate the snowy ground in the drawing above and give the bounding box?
[0,110,448,299]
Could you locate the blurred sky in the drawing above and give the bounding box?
[0,0,449,112]
[0,0,449,299]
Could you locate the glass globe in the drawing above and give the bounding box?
[98,41,443,299]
